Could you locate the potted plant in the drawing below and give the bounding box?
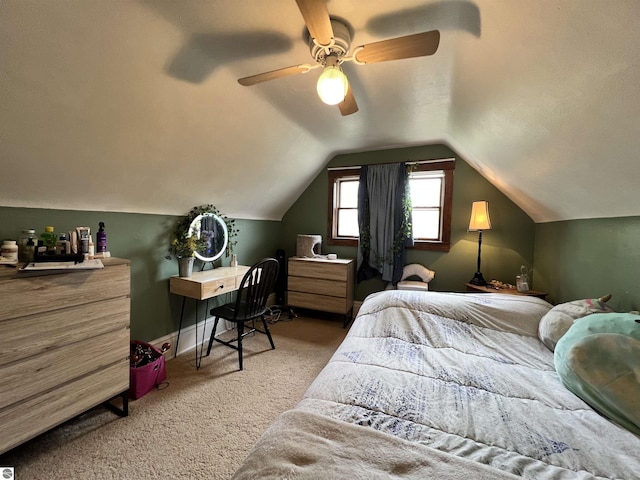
[166,230,201,277]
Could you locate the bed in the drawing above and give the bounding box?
[232,290,640,479]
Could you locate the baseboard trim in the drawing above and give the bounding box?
[148,295,280,361]
[151,300,365,360]
[148,317,232,361]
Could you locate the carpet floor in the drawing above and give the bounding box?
[0,314,348,479]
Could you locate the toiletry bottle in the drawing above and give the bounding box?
[23,238,35,263]
[40,226,57,254]
[97,222,107,253]
[1,240,19,262]
[76,227,90,254]
[18,229,36,262]
[88,236,94,259]
[56,233,70,255]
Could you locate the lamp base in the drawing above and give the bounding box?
[468,272,487,286]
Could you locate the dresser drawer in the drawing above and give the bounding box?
[0,263,130,322]
[288,276,346,297]
[0,361,129,454]
[288,259,348,281]
[0,327,130,410]
[0,296,130,367]
[288,291,349,315]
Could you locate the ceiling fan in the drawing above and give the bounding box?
[237,0,440,116]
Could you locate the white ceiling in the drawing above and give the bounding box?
[1,0,638,222]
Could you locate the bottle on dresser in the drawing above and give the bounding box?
[56,233,71,255]
[18,229,36,262]
[1,240,18,262]
[40,226,57,254]
[96,222,107,253]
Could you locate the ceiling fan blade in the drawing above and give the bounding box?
[354,30,440,64]
[295,0,334,46]
[338,84,358,116]
[238,64,313,86]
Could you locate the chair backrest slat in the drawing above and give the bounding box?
[235,258,279,320]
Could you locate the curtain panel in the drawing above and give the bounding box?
[356,162,412,285]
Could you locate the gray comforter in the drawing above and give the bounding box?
[233,291,640,479]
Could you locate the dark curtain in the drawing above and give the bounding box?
[356,162,412,285]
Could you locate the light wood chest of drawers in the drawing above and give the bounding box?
[0,258,131,454]
[287,257,355,326]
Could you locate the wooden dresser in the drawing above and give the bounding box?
[0,258,131,454]
[287,257,355,327]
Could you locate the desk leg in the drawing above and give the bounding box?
[195,299,211,370]
[196,299,201,369]
[174,296,187,358]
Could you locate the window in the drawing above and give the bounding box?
[327,160,454,251]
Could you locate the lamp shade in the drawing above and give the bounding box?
[316,65,348,105]
[468,201,492,231]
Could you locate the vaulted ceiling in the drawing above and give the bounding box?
[1,0,638,223]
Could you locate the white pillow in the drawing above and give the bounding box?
[538,294,613,351]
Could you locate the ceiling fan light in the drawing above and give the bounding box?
[316,66,348,105]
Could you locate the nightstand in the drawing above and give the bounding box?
[287,256,355,327]
[464,283,548,300]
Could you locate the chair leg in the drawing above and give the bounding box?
[237,321,244,371]
[206,317,220,357]
[262,315,275,350]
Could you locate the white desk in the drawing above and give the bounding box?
[170,265,250,368]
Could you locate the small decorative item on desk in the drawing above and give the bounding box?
[296,234,322,258]
[166,219,203,277]
[516,265,530,293]
[167,231,201,277]
[178,256,195,277]
[487,279,515,290]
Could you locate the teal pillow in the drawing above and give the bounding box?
[554,312,640,435]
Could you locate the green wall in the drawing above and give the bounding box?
[282,144,536,300]
[3,147,638,336]
[0,206,281,341]
[534,217,640,310]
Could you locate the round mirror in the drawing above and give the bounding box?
[188,213,228,262]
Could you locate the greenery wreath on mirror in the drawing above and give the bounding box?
[166,204,239,260]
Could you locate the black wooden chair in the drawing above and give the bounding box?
[205,258,280,370]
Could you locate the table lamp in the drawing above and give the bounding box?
[468,201,492,286]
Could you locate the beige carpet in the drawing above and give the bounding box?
[0,314,348,479]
